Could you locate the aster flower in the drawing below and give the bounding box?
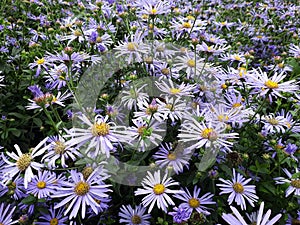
[247,68,299,102]
[134,170,183,213]
[261,113,287,134]
[155,79,197,97]
[52,169,112,219]
[156,97,189,122]
[153,142,191,174]
[168,206,191,224]
[135,0,171,16]
[273,167,300,197]
[26,85,71,111]
[114,30,148,64]
[2,176,25,200]
[34,206,68,225]
[119,204,151,225]
[174,185,216,215]
[120,84,149,111]
[289,44,300,58]
[27,170,57,199]
[286,210,300,225]
[173,52,204,78]
[221,202,282,225]
[170,16,207,40]
[134,98,166,122]
[42,135,82,168]
[0,203,17,225]
[29,56,52,77]
[197,42,230,55]
[178,119,239,151]
[44,64,68,90]
[217,168,259,210]
[64,114,128,158]
[127,117,164,152]
[2,138,48,188]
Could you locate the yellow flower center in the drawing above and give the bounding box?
[186,15,195,20]
[167,152,177,161]
[150,8,157,14]
[182,22,192,28]
[16,154,32,171]
[250,223,257,225]
[37,58,45,65]
[74,29,82,36]
[82,167,94,180]
[165,103,174,111]
[232,103,241,108]
[170,88,181,95]
[188,198,200,208]
[256,35,263,39]
[234,55,241,61]
[218,115,229,122]
[201,128,214,139]
[221,21,227,25]
[207,46,213,51]
[54,141,66,154]
[131,215,142,224]
[50,218,58,225]
[74,181,90,196]
[161,68,170,75]
[268,118,279,125]
[278,63,284,68]
[91,122,110,136]
[233,182,244,193]
[291,179,300,188]
[239,67,246,77]
[221,84,227,89]
[36,181,46,189]
[137,126,146,136]
[153,184,165,195]
[96,36,102,43]
[127,42,137,51]
[292,219,300,225]
[187,59,195,67]
[265,80,278,89]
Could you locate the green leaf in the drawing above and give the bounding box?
[21,195,36,205]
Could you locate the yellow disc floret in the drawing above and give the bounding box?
[16,154,32,171]
[74,181,90,196]
[153,184,165,195]
[233,182,244,193]
[92,122,110,136]
[188,198,200,208]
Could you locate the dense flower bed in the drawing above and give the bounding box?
[0,0,299,224]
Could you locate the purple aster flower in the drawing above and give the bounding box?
[51,169,112,219]
[286,210,300,225]
[222,202,281,225]
[168,206,191,224]
[34,206,68,225]
[28,85,44,98]
[153,142,191,174]
[274,168,300,197]
[27,170,57,199]
[174,185,216,215]
[217,168,258,210]
[119,204,151,225]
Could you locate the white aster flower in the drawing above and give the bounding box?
[222,202,282,225]
[134,170,183,213]
[64,114,129,158]
[247,68,299,102]
[2,138,48,189]
[178,119,239,151]
[273,167,300,197]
